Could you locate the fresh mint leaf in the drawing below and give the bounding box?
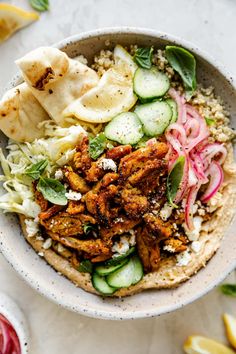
[29,0,49,11]
[167,156,185,207]
[37,177,67,205]
[25,159,48,180]
[134,47,154,69]
[220,284,236,297]
[89,133,107,160]
[78,260,93,273]
[205,117,215,126]
[165,46,196,99]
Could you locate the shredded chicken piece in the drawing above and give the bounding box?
[73,136,91,172]
[121,188,148,218]
[40,212,96,237]
[144,213,173,240]
[100,217,141,242]
[66,200,85,215]
[39,205,64,220]
[106,145,132,160]
[34,189,48,211]
[48,231,110,256]
[136,227,161,272]
[163,238,187,253]
[64,166,89,193]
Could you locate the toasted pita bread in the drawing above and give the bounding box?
[0,82,49,142]
[18,146,236,297]
[16,47,99,126]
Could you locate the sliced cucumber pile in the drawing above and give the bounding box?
[92,253,143,296]
[92,273,117,295]
[106,255,143,288]
[104,112,144,145]
[94,258,129,276]
[166,98,178,124]
[135,100,172,136]
[133,66,170,101]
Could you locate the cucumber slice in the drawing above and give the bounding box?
[104,112,143,145]
[133,67,170,100]
[105,246,136,266]
[166,98,178,124]
[106,255,143,288]
[92,273,117,295]
[94,258,129,276]
[135,101,172,136]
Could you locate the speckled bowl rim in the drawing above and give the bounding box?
[1,27,236,320]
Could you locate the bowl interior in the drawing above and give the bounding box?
[1,29,236,320]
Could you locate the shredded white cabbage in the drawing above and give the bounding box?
[0,121,86,218]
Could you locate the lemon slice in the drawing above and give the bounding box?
[183,335,235,354]
[63,45,138,123]
[223,313,236,349]
[0,3,39,43]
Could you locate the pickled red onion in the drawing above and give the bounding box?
[166,88,226,229]
[201,161,224,203]
[0,314,21,354]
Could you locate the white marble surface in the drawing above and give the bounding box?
[1,0,236,353]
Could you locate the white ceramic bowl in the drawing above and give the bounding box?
[0,292,29,353]
[0,28,236,320]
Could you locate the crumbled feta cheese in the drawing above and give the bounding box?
[36,236,44,241]
[98,158,117,172]
[54,169,63,180]
[112,233,136,256]
[191,241,202,253]
[192,204,198,215]
[112,236,130,255]
[25,219,39,237]
[160,203,173,221]
[184,216,203,241]
[163,245,176,253]
[43,238,52,250]
[65,190,82,201]
[74,55,88,65]
[207,192,223,213]
[176,250,191,266]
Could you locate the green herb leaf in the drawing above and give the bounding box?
[134,47,154,69]
[165,46,196,99]
[25,159,48,180]
[89,133,107,160]
[83,223,96,234]
[78,260,93,273]
[167,156,185,207]
[29,0,49,11]
[37,177,67,205]
[205,117,215,126]
[220,284,236,297]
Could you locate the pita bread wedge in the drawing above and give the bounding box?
[16,47,99,126]
[18,146,236,297]
[0,82,49,142]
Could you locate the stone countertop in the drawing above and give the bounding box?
[1,0,236,353]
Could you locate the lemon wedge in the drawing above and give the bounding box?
[63,45,138,123]
[0,3,39,43]
[223,313,236,350]
[183,335,235,354]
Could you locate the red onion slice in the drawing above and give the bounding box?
[201,161,224,203]
[185,183,201,230]
[0,315,21,354]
